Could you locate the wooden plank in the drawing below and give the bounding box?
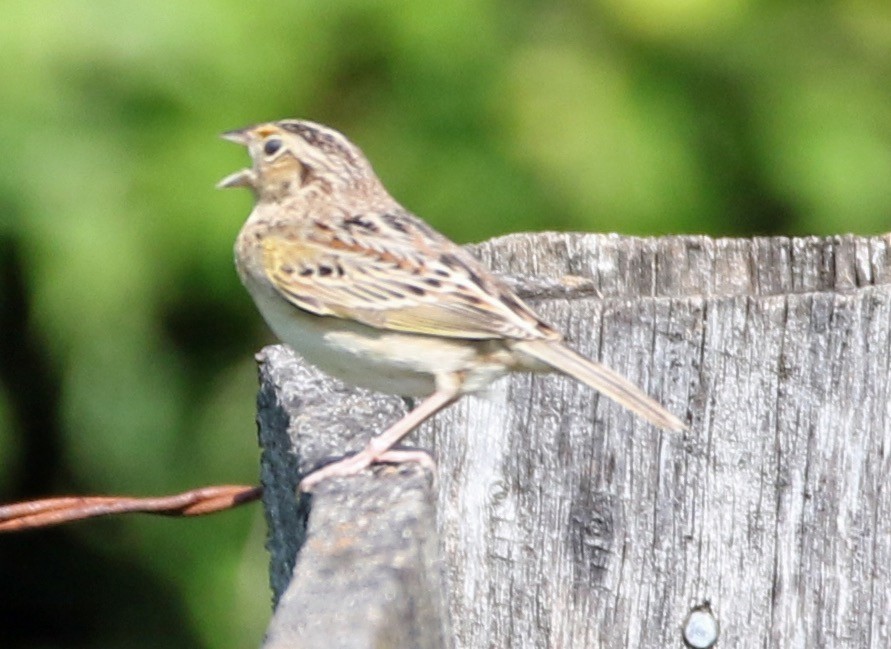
[259,233,891,648]
[257,347,448,649]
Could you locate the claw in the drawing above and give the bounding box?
[298,449,436,492]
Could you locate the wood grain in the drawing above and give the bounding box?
[259,233,891,648]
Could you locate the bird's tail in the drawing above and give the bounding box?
[513,339,686,432]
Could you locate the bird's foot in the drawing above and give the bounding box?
[298,448,436,492]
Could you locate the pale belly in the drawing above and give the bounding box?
[252,290,512,397]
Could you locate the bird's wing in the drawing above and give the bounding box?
[260,213,558,341]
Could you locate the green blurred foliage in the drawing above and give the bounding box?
[0,1,889,647]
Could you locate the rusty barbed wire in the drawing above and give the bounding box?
[0,484,263,532]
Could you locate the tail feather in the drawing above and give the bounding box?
[513,339,686,432]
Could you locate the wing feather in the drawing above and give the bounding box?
[260,221,557,341]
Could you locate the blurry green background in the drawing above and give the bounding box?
[1,1,889,647]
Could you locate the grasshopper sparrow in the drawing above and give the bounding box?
[219,119,686,490]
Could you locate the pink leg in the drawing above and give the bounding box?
[375,449,438,475]
[299,385,458,492]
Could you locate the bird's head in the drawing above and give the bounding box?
[218,119,380,203]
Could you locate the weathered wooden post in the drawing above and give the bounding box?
[257,233,891,648]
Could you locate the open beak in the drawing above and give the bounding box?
[220,128,252,146]
[216,168,255,189]
[217,127,256,189]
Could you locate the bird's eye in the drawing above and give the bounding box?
[263,138,283,156]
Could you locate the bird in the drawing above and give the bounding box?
[218,119,686,490]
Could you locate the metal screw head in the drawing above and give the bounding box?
[683,606,718,648]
